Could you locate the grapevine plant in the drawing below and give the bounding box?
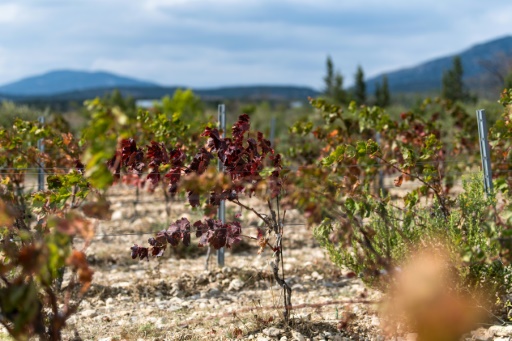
[287,93,512,314]
[286,97,480,223]
[0,116,95,340]
[490,88,512,193]
[4,87,512,339]
[102,114,293,319]
[81,93,208,218]
[0,90,213,340]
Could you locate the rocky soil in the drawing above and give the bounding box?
[61,186,381,341]
[2,184,512,341]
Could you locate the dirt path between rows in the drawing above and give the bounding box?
[63,185,382,341]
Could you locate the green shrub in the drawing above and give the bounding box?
[0,101,43,127]
[314,174,511,298]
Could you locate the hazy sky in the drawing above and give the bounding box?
[0,0,511,89]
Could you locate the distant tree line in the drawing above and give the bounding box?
[322,53,512,107]
[322,56,390,107]
[478,53,512,90]
[441,56,475,103]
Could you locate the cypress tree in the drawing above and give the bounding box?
[375,83,382,106]
[323,56,347,104]
[375,75,391,107]
[333,73,346,104]
[505,72,512,89]
[323,56,335,98]
[354,65,366,104]
[381,75,390,107]
[442,56,468,102]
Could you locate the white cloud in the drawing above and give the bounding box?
[0,3,27,24]
[0,0,510,88]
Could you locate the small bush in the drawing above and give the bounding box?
[314,174,511,301]
[0,101,43,127]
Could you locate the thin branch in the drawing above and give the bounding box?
[231,199,268,224]
[44,287,63,341]
[240,234,258,240]
[45,287,59,318]
[0,275,10,285]
[376,156,450,218]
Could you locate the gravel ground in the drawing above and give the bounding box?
[63,186,383,340]
[2,184,511,341]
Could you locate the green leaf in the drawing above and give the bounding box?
[344,145,356,159]
[356,141,366,156]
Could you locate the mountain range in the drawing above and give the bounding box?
[365,35,512,96]
[0,70,319,102]
[0,70,156,96]
[0,35,511,102]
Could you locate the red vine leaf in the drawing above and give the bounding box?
[130,244,149,261]
[394,175,404,187]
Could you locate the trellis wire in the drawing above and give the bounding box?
[3,223,308,242]
[74,223,308,239]
[1,165,504,178]
[0,169,494,197]
[2,108,508,247]
[0,156,497,172]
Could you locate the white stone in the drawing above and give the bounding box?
[132,218,145,228]
[156,317,167,329]
[169,297,184,304]
[472,327,493,341]
[80,309,97,318]
[111,210,123,221]
[292,330,306,341]
[291,284,305,291]
[208,288,221,297]
[295,313,311,321]
[490,326,512,337]
[263,327,284,337]
[228,278,245,291]
[117,319,128,326]
[105,297,114,306]
[311,271,323,280]
[371,316,380,326]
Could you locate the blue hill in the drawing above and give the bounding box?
[366,35,512,94]
[0,70,159,96]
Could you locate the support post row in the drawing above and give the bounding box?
[476,109,493,197]
[217,104,226,267]
[37,116,45,191]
